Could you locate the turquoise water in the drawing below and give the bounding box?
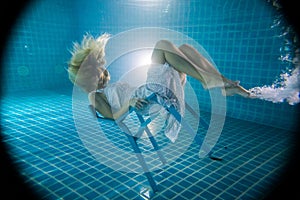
[1,0,299,199]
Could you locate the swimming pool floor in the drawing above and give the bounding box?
[0,89,297,200]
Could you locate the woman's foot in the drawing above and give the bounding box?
[222,80,251,98]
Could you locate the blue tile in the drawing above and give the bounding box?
[226,187,243,197]
[170,184,184,193]
[56,172,69,181]
[85,190,101,199]
[176,171,188,179]
[48,182,65,191]
[214,181,228,191]
[203,176,217,185]
[123,190,137,198]
[105,189,120,199]
[207,186,222,195]
[219,192,236,200]
[200,191,215,199]
[55,187,72,197]
[100,176,112,183]
[161,190,177,198]
[97,185,111,193]
[69,181,84,189]
[181,190,196,198]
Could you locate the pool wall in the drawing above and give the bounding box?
[2,0,299,131]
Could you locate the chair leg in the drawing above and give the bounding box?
[125,134,158,192]
[136,114,167,165]
[166,105,222,161]
[117,116,159,192]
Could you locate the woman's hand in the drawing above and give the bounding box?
[129,98,148,110]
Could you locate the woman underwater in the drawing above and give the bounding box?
[68,33,253,142]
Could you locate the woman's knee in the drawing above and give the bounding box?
[154,40,174,50]
[178,44,191,52]
[152,40,173,63]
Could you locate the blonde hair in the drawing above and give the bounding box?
[68,33,110,92]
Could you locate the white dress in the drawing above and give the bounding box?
[103,63,186,143]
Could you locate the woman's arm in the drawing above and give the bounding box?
[89,92,114,119]
[89,92,147,120]
[111,98,148,119]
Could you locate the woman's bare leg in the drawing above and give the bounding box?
[152,40,229,89]
[151,40,250,97]
[178,44,250,97]
[151,40,208,84]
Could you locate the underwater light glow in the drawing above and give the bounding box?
[136,52,152,66]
